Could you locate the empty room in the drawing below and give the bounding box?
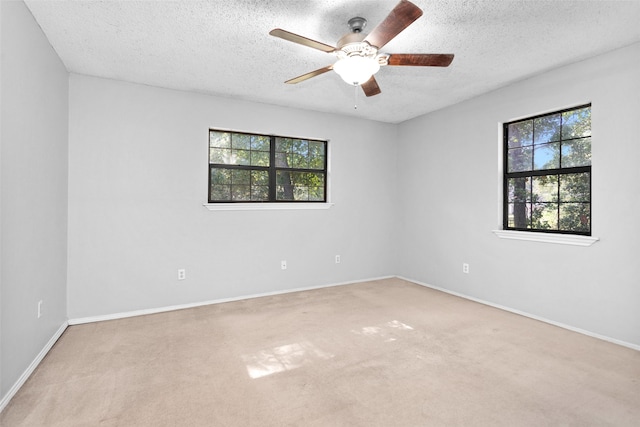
[2,0,640,425]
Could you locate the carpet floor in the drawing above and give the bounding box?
[2,278,640,426]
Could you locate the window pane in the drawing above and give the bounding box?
[560,203,590,232]
[309,141,326,170]
[251,170,269,186]
[309,141,326,156]
[209,170,270,202]
[508,146,532,172]
[507,203,531,228]
[294,186,309,200]
[274,138,325,170]
[560,173,590,202]
[210,148,231,164]
[231,185,251,201]
[276,171,325,201]
[232,149,250,165]
[251,185,269,201]
[276,186,292,200]
[276,170,291,186]
[210,168,231,185]
[231,169,250,185]
[562,107,591,139]
[291,153,308,169]
[210,148,252,165]
[561,137,591,167]
[309,155,325,170]
[251,135,270,151]
[534,114,561,144]
[533,142,559,170]
[292,139,308,153]
[276,170,294,200]
[508,120,533,148]
[299,172,325,187]
[251,151,270,167]
[507,177,531,203]
[275,152,291,168]
[210,131,231,148]
[532,175,558,202]
[232,134,251,150]
[309,187,324,201]
[532,203,558,230]
[210,184,231,201]
[275,138,292,153]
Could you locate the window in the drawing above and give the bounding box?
[209,130,327,203]
[503,104,591,235]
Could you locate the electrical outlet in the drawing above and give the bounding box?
[463,263,470,274]
[37,300,43,319]
[335,255,341,264]
[177,269,186,280]
[281,260,287,270]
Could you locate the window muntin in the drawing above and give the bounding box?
[209,130,327,203]
[503,105,591,235]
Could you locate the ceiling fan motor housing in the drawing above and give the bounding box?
[336,17,388,64]
[336,33,388,67]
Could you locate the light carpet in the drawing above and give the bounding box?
[2,278,640,426]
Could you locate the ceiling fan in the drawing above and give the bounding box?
[269,0,454,97]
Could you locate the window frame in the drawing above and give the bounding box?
[208,129,328,204]
[502,104,592,236]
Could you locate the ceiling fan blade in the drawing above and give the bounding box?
[361,76,382,97]
[285,65,334,84]
[269,29,335,53]
[388,53,454,67]
[364,0,423,50]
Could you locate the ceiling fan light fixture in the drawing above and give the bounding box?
[333,56,380,86]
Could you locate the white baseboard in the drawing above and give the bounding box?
[0,321,68,413]
[398,276,640,352]
[69,275,395,325]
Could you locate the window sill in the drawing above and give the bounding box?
[204,202,334,211]
[492,230,599,246]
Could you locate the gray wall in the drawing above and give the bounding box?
[1,0,69,398]
[397,42,640,346]
[66,74,399,319]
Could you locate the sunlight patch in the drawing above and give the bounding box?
[351,320,414,342]
[242,341,334,379]
[387,320,414,330]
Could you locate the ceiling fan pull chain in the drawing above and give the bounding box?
[354,84,358,110]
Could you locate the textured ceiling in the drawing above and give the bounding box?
[24,0,640,123]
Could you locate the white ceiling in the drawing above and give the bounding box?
[24,0,640,123]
